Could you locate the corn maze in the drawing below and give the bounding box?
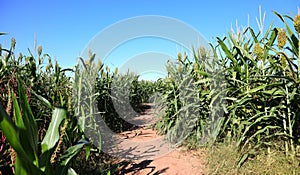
[0,11,300,174]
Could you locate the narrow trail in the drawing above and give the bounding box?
[115,103,206,175]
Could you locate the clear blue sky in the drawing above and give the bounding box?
[1,1,299,79]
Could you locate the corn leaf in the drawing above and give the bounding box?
[57,139,90,175]
[0,103,42,175]
[17,78,38,161]
[41,107,67,153]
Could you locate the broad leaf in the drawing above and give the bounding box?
[0,104,42,175]
[17,78,38,161]
[57,139,90,175]
[41,107,67,153]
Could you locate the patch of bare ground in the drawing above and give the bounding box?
[114,103,206,175]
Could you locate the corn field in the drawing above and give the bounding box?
[155,12,300,164]
[0,11,300,174]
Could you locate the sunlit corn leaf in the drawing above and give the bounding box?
[41,107,67,153]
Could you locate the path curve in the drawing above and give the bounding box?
[115,103,206,175]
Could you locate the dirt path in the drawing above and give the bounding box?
[115,103,206,175]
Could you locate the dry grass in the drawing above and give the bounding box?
[206,142,300,175]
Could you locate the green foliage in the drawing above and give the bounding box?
[156,10,300,169]
[156,48,225,146]
[1,8,300,174]
[73,52,103,149]
[217,11,300,156]
[0,79,89,175]
[0,36,86,174]
[92,60,158,132]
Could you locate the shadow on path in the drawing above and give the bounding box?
[108,103,204,175]
[116,159,169,175]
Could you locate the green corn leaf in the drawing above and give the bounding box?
[247,27,259,43]
[262,90,284,96]
[15,156,44,175]
[15,157,28,175]
[263,28,278,59]
[195,70,209,77]
[12,92,24,129]
[79,57,88,71]
[289,88,297,101]
[236,45,250,59]
[67,168,78,175]
[0,104,25,158]
[17,79,39,163]
[261,21,274,42]
[41,107,67,153]
[32,91,52,109]
[0,104,42,175]
[85,144,92,161]
[234,97,253,108]
[40,107,67,173]
[242,84,267,95]
[209,43,218,58]
[217,37,235,61]
[12,93,38,171]
[243,125,280,149]
[266,28,277,48]
[228,33,239,47]
[56,139,90,175]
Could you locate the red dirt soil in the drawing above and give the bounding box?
[115,103,206,175]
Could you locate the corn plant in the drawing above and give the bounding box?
[155,48,225,146]
[95,64,134,132]
[213,11,300,166]
[73,51,103,148]
[156,11,300,162]
[95,65,154,132]
[0,78,89,175]
[0,37,82,173]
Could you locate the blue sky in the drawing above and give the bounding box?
[1,1,299,80]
